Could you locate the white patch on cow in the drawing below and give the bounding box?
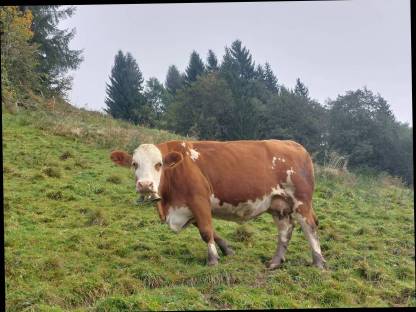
[132,144,163,194]
[273,216,291,243]
[294,213,322,255]
[210,184,286,223]
[272,156,277,169]
[189,148,200,161]
[181,142,186,147]
[280,167,303,211]
[208,242,219,258]
[165,206,193,233]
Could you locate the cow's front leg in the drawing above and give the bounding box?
[191,200,219,266]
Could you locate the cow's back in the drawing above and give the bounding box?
[158,140,314,207]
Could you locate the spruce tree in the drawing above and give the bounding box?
[264,62,278,92]
[206,50,218,72]
[294,78,309,98]
[185,51,205,84]
[21,5,83,96]
[165,65,184,94]
[104,50,147,124]
[229,39,255,80]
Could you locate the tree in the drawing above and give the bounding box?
[206,49,218,72]
[144,77,167,126]
[228,39,256,81]
[104,50,149,125]
[263,63,278,92]
[294,78,309,98]
[165,65,184,94]
[184,51,205,84]
[326,88,409,180]
[166,72,234,139]
[1,6,39,100]
[21,5,83,96]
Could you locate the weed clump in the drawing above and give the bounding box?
[46,191,63,200]
[42,166,61,178]
[232,224,254,243]
[59,151,73,160]
[106,174,122,184]
[86,208,109,226]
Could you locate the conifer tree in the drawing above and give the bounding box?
[206,49,218,72]
[104,50,148,124]
[264,62,278,92]
[165,65,184,94]
[21,5,83,96]
[294,78,309,98]
[185,51,205,84]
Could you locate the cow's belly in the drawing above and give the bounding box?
[210,194,273,223]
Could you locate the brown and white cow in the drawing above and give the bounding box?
[110,140,326,269]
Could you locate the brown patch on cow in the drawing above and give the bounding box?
[163,151,184,168]
[269,196,292,218]
[110,150,132,167]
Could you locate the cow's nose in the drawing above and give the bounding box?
[137,180,154,191]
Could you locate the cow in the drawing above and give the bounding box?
[110,140,326,269]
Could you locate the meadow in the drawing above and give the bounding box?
[3,103,415,310]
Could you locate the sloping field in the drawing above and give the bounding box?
[3,110,415,310]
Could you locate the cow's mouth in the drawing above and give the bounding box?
[136,192,161,204]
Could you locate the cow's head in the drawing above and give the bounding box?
[110,144,163,200]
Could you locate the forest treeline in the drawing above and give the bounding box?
[104,43,413,185]
[1,6,413,185]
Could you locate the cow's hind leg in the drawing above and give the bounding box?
[267,214,295,269]
[267,197,294,269]
[295,202,326,269]
[214,231,235,256]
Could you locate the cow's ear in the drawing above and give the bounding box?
[163,151,183,168]
[110,150,132,167]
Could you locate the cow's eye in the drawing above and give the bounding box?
[155,162,162,171]
[132,162,138,169]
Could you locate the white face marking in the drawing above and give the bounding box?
[208,242,219,258]
[189,148,200,161]
[132,144,162,194]
[181,142,186,147]
[165,206,193,233]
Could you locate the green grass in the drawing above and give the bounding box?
[3,109,415,311]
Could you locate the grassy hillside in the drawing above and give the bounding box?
[3,104,415,311]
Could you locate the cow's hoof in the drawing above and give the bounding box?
[266,260,283,270]
[312,253,327,270]
[313,260,327,270]
[208,258,219,266]
[224,248,235,256]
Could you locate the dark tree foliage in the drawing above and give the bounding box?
[165,65,184,95]
[263,63,279,92]
[261,86,327,156]
[184,51,205,84]
[327,88,412,183]
[144,77,168,127]
[294,78,309,99]
[22,5,83,96]
[166,73,234,139]
[104,50,150,125]
[206,49,219,72]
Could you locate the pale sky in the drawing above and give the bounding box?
[59,0,412,124]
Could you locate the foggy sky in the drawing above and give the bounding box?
[59,0,412,124]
